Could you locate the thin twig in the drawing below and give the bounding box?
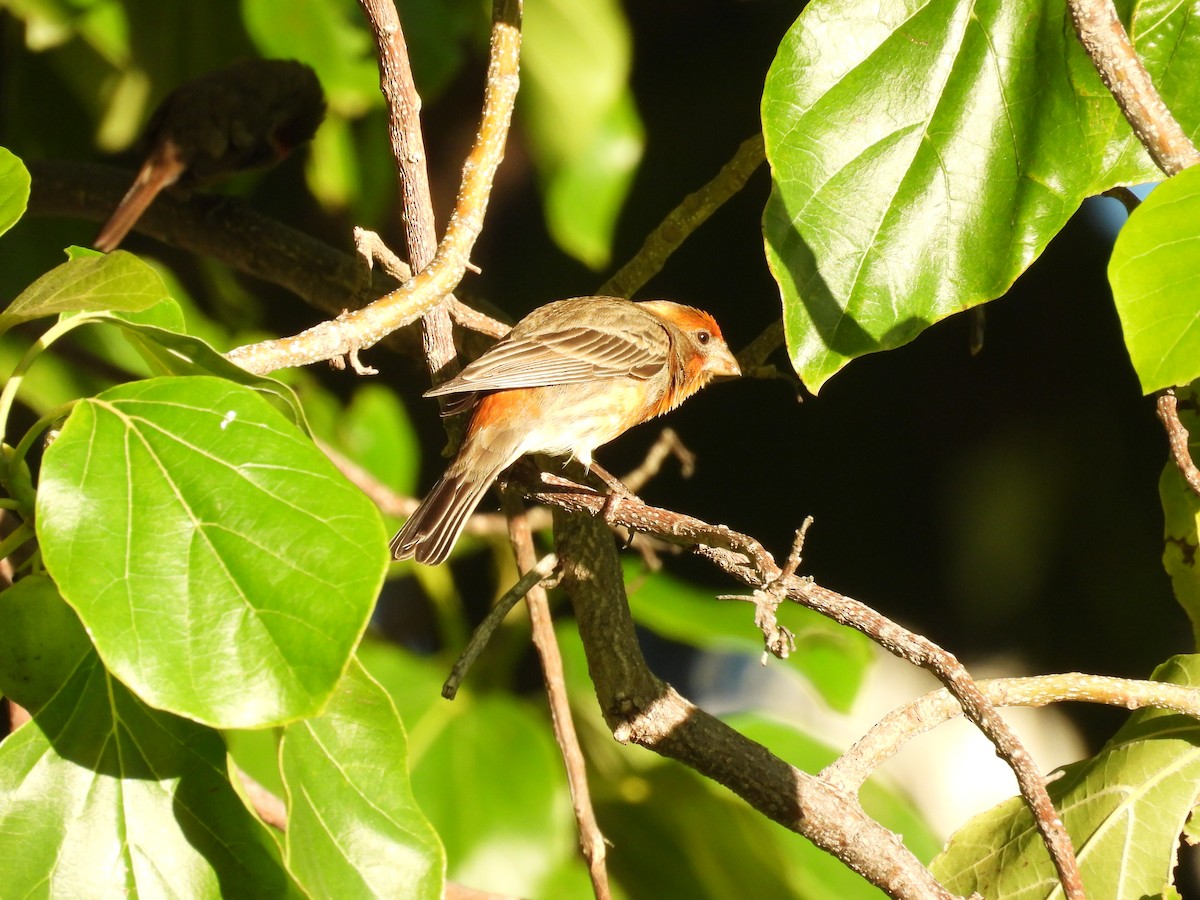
[1157,390,1200,498]
[224,0,522,375]
[441,552,558,699]
[237,768,289,831]
[599,132,765,298]
[518,467,1073,899]
[1068,0,1200,177]
[824,672,1200,793]
[620,428,695,494]
[502,489,611,900]
[1068,1,1200,509]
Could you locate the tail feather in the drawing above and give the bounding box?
[95,140,186,252]
[390,462,504,565]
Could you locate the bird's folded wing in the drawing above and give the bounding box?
[425,325,666,396]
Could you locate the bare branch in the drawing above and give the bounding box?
[551,507,965,899]
[1157,390,1200,498]
[224,0,522,375]
[502,490,611,899]
[599,133,765,298]
[1069,0,1200,176]
[441,552,558,700]
[825,672,1200,793]
[519,467,1078,898]
[620,428,695,494]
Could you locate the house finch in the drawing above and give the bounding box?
[94,58,325,252]
[391,296,741,565]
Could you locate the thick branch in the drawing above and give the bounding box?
[522,468,1078,897]
[27,161,398,319]
[551,508,961,899]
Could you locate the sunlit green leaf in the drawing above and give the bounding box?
[281,659,444,899]
[339,383,420,496]
[110,318,308,429]
[0,578,297,897]
[932,654,1200,896]
[0,576,92,714]
[1110,170,1200,392]
[0,250,167,333]
[0,147,30,238]
[410,693,573,896]
[36,376,387,728]
[624,562,873,712]
[521,0,644,268]
[763,0,1200,392]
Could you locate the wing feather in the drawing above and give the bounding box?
[426,321,667,397]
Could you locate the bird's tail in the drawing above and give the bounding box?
[95,139,186,252]
[390,455,509,565]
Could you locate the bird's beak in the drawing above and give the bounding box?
[709,342,741,379]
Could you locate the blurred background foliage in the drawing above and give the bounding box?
[0,0,1192,896]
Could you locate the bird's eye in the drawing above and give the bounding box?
[696,330,711,345]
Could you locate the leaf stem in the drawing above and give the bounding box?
[0,313,106,447]
[0,521,34,563]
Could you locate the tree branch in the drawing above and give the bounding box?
[824,671,1200,793]
[224,0,522,375]
[358,0,461,396]
[551,507,964,900]
[599,133,764,299]
[502,490,611,899]
[522,468,1076,898]
[1068,0,1200,177]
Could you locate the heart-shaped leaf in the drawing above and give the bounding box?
[763,0,1200,391]
[280,659,444,898]
[36,376,388,728]
[0,576,298,897]
[1110,169,1200,393]
[0,250,168,333]
[932,655,1200,896]
[0,147,30,238]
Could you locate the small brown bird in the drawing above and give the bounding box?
[391,296,741,565]
[94,58,325,252]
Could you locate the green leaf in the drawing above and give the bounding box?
[0,579,297,897]
[0,576,93,715]
[932,654,1200,896]
[624,562,874,712]
[521,0,644,268]
[36,376,388,728]
[240,0,382,117]
[339,383,421,497]
[1110,170,1200,393]
[280,658,444,899]
[410,693,573,895]
[0,147,30,238]
[110,318,309,430]
[0,250,168,333]
[1160,381,1200,644]
[762,0,1199,392]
